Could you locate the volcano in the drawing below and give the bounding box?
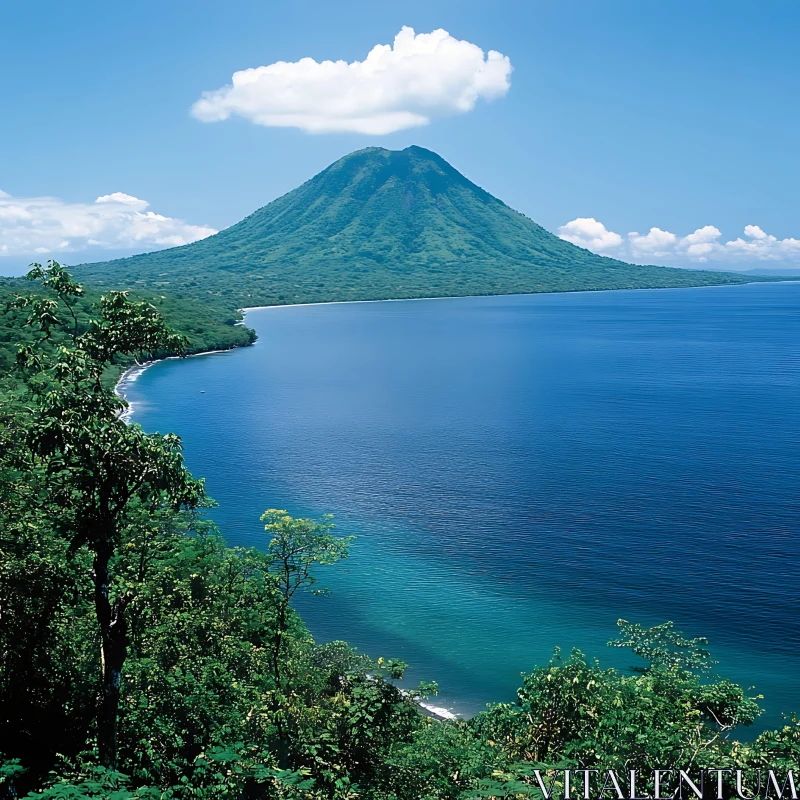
[75,146,750,304]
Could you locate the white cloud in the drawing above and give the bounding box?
[95,192,149,209]
[558,217,800,269]
[724,227,800,261]
[628,227,678,257]
[682,225,722,245]
[0,191,216,257]
[557,217,624,252]
[744,224,767,240]
[191,26,512,135]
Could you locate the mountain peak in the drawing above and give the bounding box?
[341,144,441,157]
[312,144,491,208]
[329,144,460,172]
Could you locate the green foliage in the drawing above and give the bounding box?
[461,760,574,800]
[74,146,760,311]
[745,717,800,771]
[20,765,154,799]
[0,759,27,795]
[385,721,501,800]
[262,510,353,602]
[472,647,763,780]
[0,491,427,797]
[608,618,718,673]
[0,507,97,773]
[5,262,211,769]
[0,266,256,383]
[112,517,282,786]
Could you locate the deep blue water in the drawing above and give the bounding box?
[125,283,800,732]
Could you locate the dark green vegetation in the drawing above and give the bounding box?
[76,145,758,307]
[1,266,797,798]
[0,274,254,385]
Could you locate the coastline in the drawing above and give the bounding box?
[114,347,236,420]
[114,360,156,421]
[118,294,530,414]
[415,701,459,722]
[121,278,788,414]
[118,296,479,410]
[113,337,464,722]
[114,281,796,727]
[239,277,793,315]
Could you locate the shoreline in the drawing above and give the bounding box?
[114,280,796,727]
[113,336,465,723]
[121,280,792,418]
[414,701,459,722]
[114,347,236,419]
[239,278,794,314]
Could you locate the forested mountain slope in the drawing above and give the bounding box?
[75,146,756,306]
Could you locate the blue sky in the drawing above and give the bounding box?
[1,0,799,274]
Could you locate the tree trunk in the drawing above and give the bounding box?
[271,600,289,768]
[92,547,130,769]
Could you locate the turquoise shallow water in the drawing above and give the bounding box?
[125,284,800,732]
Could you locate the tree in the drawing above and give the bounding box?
[261,510,352,691]
[607,618,718,674]
[471,635,763,791]
[260,509,353,767]
[7,262,205,769]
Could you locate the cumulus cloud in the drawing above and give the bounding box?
[724,226,800,261]
[628,227,678,257]
[557,218,624,252]
[0,190,217,258]
[191,26,512,135]
[95,192,149,209]
[558,217,800,268]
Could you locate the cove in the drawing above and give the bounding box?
[125,283,800,732]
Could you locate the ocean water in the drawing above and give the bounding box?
[125,283,800,733]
